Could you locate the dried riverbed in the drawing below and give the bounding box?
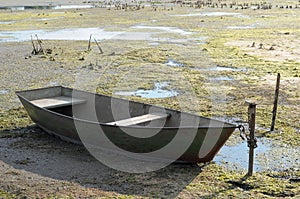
[0,0,299,198]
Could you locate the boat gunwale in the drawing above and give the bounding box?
[16,86,238,130]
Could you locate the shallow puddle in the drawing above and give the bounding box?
[0,90,9,94]
[115,82,178,98]
[112,31,156,41]
[0,21,15,24]
[227,25,256,29]
[165,58,184,67]
[47,81,60,87]
[209,76,234,81]
[41,28,124,41]
[215,137,300,172]
[36,17,64,21]
[131,25,192,35]
[148,42,160,46]
[197,65,246,72]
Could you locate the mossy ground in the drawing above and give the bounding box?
[0,0,299,198]
[0,190,16,199]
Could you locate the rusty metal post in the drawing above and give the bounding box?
[245,100,257,176]
[271,73,280,131]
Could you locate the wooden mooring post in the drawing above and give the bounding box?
[245,100,257,176]
[87,34,92,51]
[94,38,104,54]
[271,73,280,131]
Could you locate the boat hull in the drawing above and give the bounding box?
[16,86,237,163]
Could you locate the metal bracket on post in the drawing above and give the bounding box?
[245,100,257,176]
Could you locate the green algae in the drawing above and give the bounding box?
[183,163,300,198]
[202,27,299,146]
[0,108,33,131]
[0,190,16,199]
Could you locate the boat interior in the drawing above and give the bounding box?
[17,86,236,128]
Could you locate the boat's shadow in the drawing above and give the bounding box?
[0,125,204,197]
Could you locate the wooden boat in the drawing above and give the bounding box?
[16,86,238,163]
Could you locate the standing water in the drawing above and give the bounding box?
[115,82,178,98]
[215,137,300,172]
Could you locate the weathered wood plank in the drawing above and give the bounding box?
[30,96,86,108]
[106,112,169,126]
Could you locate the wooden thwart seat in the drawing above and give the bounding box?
[106,112,169,126]
[30,96,86,108]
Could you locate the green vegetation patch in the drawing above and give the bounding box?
[0,189,16,199]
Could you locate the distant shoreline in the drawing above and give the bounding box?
[0,0,87,7]
[0,0,163,7]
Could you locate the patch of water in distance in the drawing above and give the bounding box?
[0,22,204,43]
[196,65,246,72]
[148,42,160,46]
[131,25,193,35]
[209,76,234,81]
[0,21,15,24]
[227,25,256,29]
[0,28,186,43]
[0,28,122,43]
[36,17,64,21]
[165,58,184,67]
[0,90,9,94]
[47,81,60,87]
